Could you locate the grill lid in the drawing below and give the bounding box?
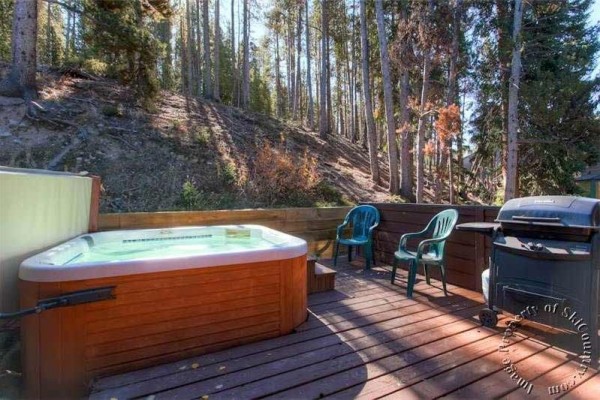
[496,196,600,230]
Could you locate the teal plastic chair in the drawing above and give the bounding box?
[391,209,458,298]
[334,205,380,270]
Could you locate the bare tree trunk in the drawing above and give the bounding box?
[275,31,282,117]
[65,2,72,59]
[496,0,510,197]
[399,69,412,200]
[319,0,328,138]
[416,54,432,204]
[231,0,236,105]
[203,0,212,98]
[504,0,523,201]
[0,0,39,100]
[343,9,352,140]
[305,0,314,129]
[241,0,250,109]
[326,22,332,135]
[458,91,465,183]
[345,52,351,139]
[351,0,358,143]
[214,0,220,101]
[186,0,194,96]
[180,16,188,95]
[288,17,295,115]
[375,0,399,194]
[359,0,380,185]
[446,0,461,204]
[400,1,415,201]
[415,0,433,203]
[293,4,302,120]
[316,34,320,123]
[237,0,242,106]
[194,0,201,96]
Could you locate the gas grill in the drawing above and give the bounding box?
[457,196,600,362]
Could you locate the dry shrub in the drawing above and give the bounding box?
[249,142,321,206]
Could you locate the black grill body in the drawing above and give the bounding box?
[490,196,600,362]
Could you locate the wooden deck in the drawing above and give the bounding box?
[90,260,600,400]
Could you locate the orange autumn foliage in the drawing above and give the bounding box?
[423,139,436,157]
[434,104,461,149]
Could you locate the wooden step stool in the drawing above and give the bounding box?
[307,259,336,294]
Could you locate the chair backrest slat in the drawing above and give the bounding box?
[427,209,459,258]
[348,205,380,238]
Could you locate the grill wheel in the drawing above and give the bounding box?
[479,308,498,328]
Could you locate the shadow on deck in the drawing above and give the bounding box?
[89,259,600,399]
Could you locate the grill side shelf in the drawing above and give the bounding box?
[494,239,591,261]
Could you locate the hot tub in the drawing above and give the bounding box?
[19,225,308,399]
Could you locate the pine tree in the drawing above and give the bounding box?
[472,0,600,198]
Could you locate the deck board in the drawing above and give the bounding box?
[90,259,599,399]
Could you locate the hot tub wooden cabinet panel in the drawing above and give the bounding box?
[20,256,307,399]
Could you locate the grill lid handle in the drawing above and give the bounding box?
[511,215,562,223]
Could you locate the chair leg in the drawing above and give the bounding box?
[333,241,340,267]
[371,242,376,266]
[348,246,353,263]
[424,264,430,285]
[364,243,371,270]
[391,258,398,284]
[440,263,448,296]
[407,260,417,299]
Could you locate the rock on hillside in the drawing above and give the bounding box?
[0,70,395,212]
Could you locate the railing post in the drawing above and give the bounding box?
[474,207,486,292]
[88,175,102,233]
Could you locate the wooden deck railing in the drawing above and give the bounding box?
[98,207,352,257]
[365,203,500,292]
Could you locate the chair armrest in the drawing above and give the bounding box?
[398,230,429,251]
[416,237,446,259]
[336,221,349,240]
[367,221,379,237]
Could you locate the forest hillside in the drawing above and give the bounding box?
[0,65,408,212]
[0,0,598,207]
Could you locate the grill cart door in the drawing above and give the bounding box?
[492,235,595,331]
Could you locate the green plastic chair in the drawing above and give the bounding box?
[334,205,380,270]
[391,209,458,298]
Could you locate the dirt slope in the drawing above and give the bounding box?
[0,70,396,212]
